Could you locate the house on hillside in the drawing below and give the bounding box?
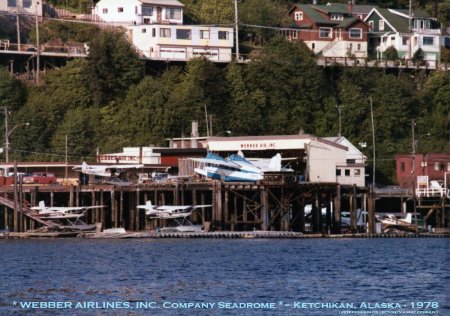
[92,0,184,26]
[287,3,369,58]
[364,8,441,64]
[127,24,234,62]
[0,0,43,16]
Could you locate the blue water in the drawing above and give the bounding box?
[0,238,449,315]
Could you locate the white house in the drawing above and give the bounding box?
[0,0,43,16]
[127,24,234,62]
[92,0,184,26]
[365,8,441,64]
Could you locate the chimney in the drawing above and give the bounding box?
[431,1,437,19]
[348,1,353,14]
[191,121,199,148]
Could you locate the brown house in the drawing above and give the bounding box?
[287,3,369,58]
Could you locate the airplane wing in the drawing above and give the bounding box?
[156,211,193,219]
[156,205,192,211]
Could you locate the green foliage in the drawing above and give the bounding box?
[30,20,99,44]
[182,0,234,24]
[384,46,399,61]
[83,30,144,106]
[413,48,425,63]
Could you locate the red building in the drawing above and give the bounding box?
[287,3,369,58]
[395,153,450,192]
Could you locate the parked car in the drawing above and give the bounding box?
[23,172,58,185]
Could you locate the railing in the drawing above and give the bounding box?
[416,187,449,198]
[0,42,88,57]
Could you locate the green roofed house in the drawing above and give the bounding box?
[364,7,441,65]
[287,2,369,58]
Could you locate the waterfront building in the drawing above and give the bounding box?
[0,0,43,16]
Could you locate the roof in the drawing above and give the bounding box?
[373,7,409,33]
[316,3,349,15]
[389,8,430,19]
[352,5,378,15]
[336,17,360,28]
[139,0,184,7]
[292,4,334,25]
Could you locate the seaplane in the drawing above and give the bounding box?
[72,161,144,185]
[31,201,105,231]
[137,201,212,232]
[191,153,264,182]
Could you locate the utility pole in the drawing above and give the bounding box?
[411,119,418,233]
[204,105,209,137]
[4,107,9,163]
[35,1,40,83]
[336,104,344,137]
[369,96,375,188]
[234,0,239,61]
[408,0,412,60]
[16,0,20,50]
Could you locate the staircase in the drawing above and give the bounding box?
[0,194,60,229]
[319,38,339,56]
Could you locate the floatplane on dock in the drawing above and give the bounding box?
[31,201,105,231]
[191,152,293,182]
[73,161,144,185]
[137,201,212,232]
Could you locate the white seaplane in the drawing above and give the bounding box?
[137,201,212,232]
[72,161,144,185]
[31,201,105,231]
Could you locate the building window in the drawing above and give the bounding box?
[218,31,229,40]
[402,36,409,45]
[160,28,171,38]
[414,19,430,30]
[176,29,191,40]
[368,21,374,30]
[165,8,181,20]
[331,14,344,21]
[292,31,298,39]
[345,169,350,176]
[294,11,303,21]
[379,20,385,31]
[118,7,124,13]
[102,8,108,14]
[423,36,434,46]
[142,6,153,16]
[7,0,16,7]
[200,30,210,39]
[152,28,156,37]
[319,27,332,38]
[143,18,150,24]
[349,28,362,39]
[22,0,32,8]
[357,43,361,50]
[312,43,315,50]
[354,169,361,176]
[401,162,405,172]
[142,28,147,33]
[336,169,341,176]
[434,162,439,171]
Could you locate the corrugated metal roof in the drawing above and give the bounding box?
[316,3,349,14]
[337,17,359,28]
[294,4,332,24]
[376,8,409,33]
[139,0,184,7]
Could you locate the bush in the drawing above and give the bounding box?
[384,46,398,61]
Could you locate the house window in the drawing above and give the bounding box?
[357,43,361,50]
[165,8,181,20]
[142,28,147,33]
[142,6,153,16]
[118,7,124,13]
[152,28,156,37]
[292,31,298,39]
[7,0,16,7]
[423,36,434,46]
[22,0,32,8]
[401,162,405,172]
[434,162,439,171]
[176,29,191,40]
[349,28,362,39]
[294,11,303,21]
[368,21,374,30]
[336,169,342,176]
[402,36,409,45]
[200,30,210,39]
[319,27,332,38]
[135,6,137,14]
[312,43,315,49]
[102,8,108,14]
[345,169,350,176]
[160,28,171,38]
[379,20,385,31]
[354,169,361,176]
[143,18,150,24]
[331,14,344,21]
[218,31,229,40]
[414,19,430,30]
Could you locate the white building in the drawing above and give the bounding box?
[97,147,162,165]
[92,0,184,26]
[0,0,43,16]
[207,135,366,187]
[127,24,234,62]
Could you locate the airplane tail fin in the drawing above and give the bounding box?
[145,200,153,215]
[38,200,46,211]
[267,154,282,172]
[81,161,88,171]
